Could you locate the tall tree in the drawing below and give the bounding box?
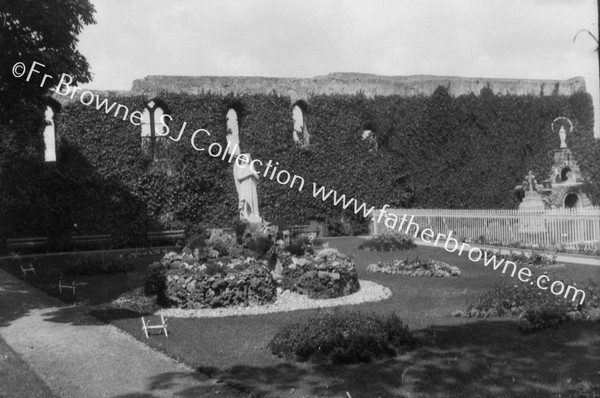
[0,0,95,246]
[0,0,96,118]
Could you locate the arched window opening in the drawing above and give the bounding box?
[292,101,310,146]
[560,167,571,182]
[564,193,580,208]
[362,121,377,151]
[44,106,57,162]
[141,99,170,161]
[226,108,240,155]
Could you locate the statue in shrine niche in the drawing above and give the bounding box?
[233,154,262,224]
[559,126,567,148]
[552,116,573,149]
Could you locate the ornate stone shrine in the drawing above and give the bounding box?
[539,117,593,209]
[515,117,593,210]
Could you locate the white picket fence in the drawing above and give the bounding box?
[372,206,600,249]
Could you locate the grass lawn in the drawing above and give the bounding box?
[1,238,599,397]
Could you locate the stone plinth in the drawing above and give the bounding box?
[518,190,547,233]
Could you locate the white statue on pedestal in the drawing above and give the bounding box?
[233,154,262,224]
[559,125,567,149]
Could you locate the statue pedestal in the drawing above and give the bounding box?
[518,190,546,233]
[246,217,263,233]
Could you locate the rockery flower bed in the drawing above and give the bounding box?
[367,258,461,277]
[145,251,277,309]
[280,248,361,299]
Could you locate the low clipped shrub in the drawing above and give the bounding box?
[281,248,360,299]
[269,310,414,364]
[463,284,569,318]
[66,254,134,276]
[359,232,416,251]
[483,249,559,268]
[367,258,460,277]
[457,280,600,333]
[518,302,569,333]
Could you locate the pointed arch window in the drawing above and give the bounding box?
[292,101,310,147]
[362,121,378,152]
[141,99,170,161]
[226,108,240,155]
[43,106,57,162]
[43,101,61,162]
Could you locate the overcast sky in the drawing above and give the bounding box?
[78,0,599,135]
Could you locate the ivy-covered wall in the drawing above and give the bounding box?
[1,87,598,247]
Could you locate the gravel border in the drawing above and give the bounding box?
[157,279,392,318]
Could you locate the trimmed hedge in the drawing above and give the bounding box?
[358,232,416,251]
[66,253,134,276]
[269,310,414,364]
[2,88,599,248]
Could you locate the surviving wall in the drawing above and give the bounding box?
[131,72,587,100]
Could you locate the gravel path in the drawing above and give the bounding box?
[158,279,392,318]
[0,269,245,398]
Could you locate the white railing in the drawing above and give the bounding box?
[372,206,600,249]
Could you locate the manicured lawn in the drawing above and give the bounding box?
[2,239,599,397]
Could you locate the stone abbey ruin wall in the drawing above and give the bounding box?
[131,72,587,99]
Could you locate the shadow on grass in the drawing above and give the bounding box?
[112,370,247,398]
[0,264,156,329]
[0,269,60,328]
[216,319,600,398]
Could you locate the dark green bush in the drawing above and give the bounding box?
[186,234,207,253]
[209,241,230,257]
[358,233,416,251]
[233,219,249,244]
[145,261,167,296]
[269,310,414,364]
[518,302,568,333]
[465,284,563,318]
[461,280,600,333]
[327,218,354,237]
[66,254,134,276]
[283,243,305,256]
[245,236,274,258]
